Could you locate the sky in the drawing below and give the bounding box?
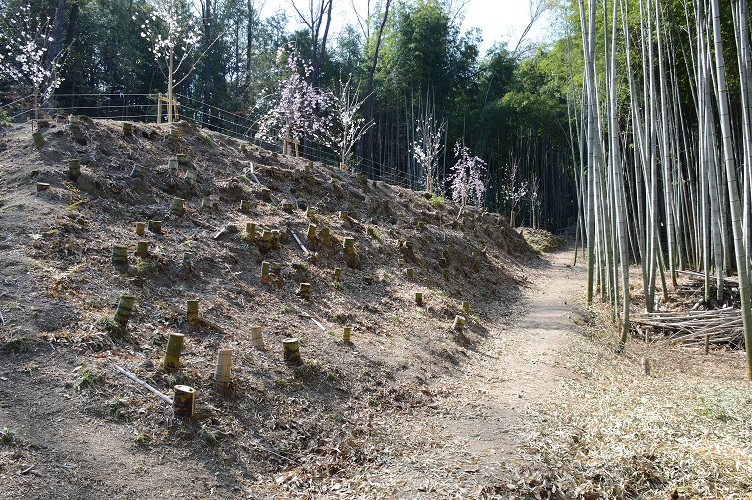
[260,0,558,56]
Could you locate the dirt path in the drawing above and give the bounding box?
[368,248,586,496]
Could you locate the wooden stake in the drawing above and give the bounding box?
[172,385,195,417]
[213,349,232,392]
[163,332,185,371]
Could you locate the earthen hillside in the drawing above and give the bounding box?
[0,118,535,498]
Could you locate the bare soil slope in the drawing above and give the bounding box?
[0,119,540,498]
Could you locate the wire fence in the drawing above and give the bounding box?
[1,91,423,190]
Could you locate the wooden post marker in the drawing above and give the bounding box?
[250,325,265,350]
[163,332,185,371]
[283,338,303,366]
[213,349,233,392]
[172,385,195,417]
[186,300,199,324]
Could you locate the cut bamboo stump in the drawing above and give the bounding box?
[343,326,352,343]
[170,127,182,142]
[260,188,271,201]
[122,122,134,136]
[67,159,81,180]
[306,207,315,219]
[176,153,188,164]
[283,338,303,366]
[130,164,147,179]
[453,315,465,332]
[163,332,185,371]
[186,300,199,324]
[32,132,44,147]
[170,198,185,216]
[182,252,192,270]
[261,261,270,284]
[297,282,312,300]
[114,294,136,327]
[213,349,232,392]
[135,222,146,236]
[343,237,355,254]
[406,268,414,280]
[281,201,293,213]
[135,241,149,258]
[250,325,265,350]
[201,197,213,212]
[36,182,50,192]
[172,385,195,417]
[259,231,273,252]
[415,292,423,306]
[334,267,342,283]
[148,220,162,234]
[462,301,470,314]
[185,170,196,185]
[240,200,251,213]
[112,245,129,268]
[307,224,317,241]
[245,222,256,242]
[167,159,179,175]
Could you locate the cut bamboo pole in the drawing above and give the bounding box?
[250,325,265,350]
[283,338,303,366]
[186,300,199,324]
[135,222,146,236]
[114,294,136,326]
[112,245,128,267]
[148,220,162,234]
[173,385,195,417]
[343,326,352,343]
[163,332,185,371]
[213,349,232,392]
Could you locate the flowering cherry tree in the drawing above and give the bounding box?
[325,75,373,169]
[255,43,330,146]
[137,0,202,123]
[412,113,445,194]
[448,141,487,207]
[0,3,64,129]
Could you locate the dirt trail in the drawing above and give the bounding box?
[373,248,586,495]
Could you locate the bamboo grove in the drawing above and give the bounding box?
[575,0,752,377]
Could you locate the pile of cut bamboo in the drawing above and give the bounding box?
[631,307,743,348]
